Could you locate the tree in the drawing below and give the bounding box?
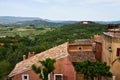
[93,61,112,80]
[75,60,91,80]
[32,58,56,80]
[75,60,112,80]
[0,60,11,78]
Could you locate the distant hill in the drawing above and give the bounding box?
[0,16,78,27]
[15,20,79,27]
[0,16,120,26]
[0,16,41,24]
[15,20,63,27]
[50,20,79,24]
[96,21,120,24]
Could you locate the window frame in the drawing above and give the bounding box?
[54,74,63,80]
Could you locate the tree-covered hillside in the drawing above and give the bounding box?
[0,23,107,79]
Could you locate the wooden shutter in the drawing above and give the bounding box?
[116,48,120,56]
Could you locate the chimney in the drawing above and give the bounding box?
[32,51,35,55]
[28,52,31,58]
[31,51,35,57]
[28,52,35,58]
[23,55,26,60]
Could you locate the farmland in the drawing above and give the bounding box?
[0,26,53,37]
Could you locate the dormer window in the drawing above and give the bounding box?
[116,48,120,56]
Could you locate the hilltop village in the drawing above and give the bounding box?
[8,24,120,80]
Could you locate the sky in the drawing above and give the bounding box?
[0,0,120,21]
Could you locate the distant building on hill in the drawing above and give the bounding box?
[80,21,94,24]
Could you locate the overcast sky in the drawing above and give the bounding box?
[0,0,120,21]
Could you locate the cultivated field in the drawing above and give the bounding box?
[0,26,53,37]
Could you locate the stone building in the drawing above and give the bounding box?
[102,25,120,80]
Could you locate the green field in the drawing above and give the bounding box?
[0,26,53,37]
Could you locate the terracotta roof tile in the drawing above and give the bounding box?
[8,42,69,77]
[69,51,96,62]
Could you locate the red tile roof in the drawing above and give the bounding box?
[8,42,69,77]
[9,41,96,77]
[69,51,96,62]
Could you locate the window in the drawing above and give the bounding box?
[116,48,120,56]
[78,47,82,50]
[22,74,29,80]
[54,74,63,80]
[79,47,82,50]
[24,76,27,79]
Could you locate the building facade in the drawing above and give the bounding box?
[102,26,120,80]
[9,40,96,80]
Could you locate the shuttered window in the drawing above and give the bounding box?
[116,48,120,56]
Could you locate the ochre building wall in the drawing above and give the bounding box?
[12,56,76,80]
[102,35,120,80]
[68,45,92,52]
[12,70,40,80]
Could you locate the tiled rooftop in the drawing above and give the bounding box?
[103,32,120,38]
[8,42,69,77]
[69,51,96,62]
[9,41,96,77]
